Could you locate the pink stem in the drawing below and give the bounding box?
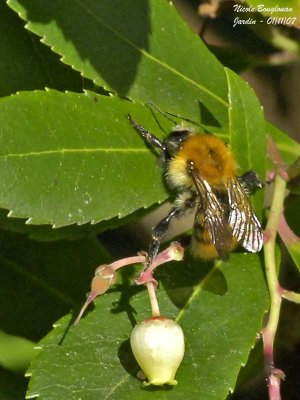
[110,255,145,271]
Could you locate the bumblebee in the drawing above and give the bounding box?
[128,114,263,267]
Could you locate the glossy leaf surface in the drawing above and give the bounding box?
[8,0,229,127]
[0,1,82,97]
[226,68,266,214]
[27,253,268,400]
[0,91,166,226]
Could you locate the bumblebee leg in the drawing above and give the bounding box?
[146,207,182,269]
[146,193,197,269]
[128,114,169,159]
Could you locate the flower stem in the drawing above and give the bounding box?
[146,282,161,317]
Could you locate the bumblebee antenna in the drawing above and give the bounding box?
[146,102,177,125]
[128,114,168,156]
[147,102,201,128]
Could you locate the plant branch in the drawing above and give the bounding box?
[263,174,287,400]
[282,290,300,304]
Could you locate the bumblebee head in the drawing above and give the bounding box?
[128,114,194,162]
[163,129,192,158]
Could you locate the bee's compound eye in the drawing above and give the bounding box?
[168,129,190,144]
[164,130,190,154]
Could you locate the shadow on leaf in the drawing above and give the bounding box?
[158,252,228,309]
[14,0,151,96]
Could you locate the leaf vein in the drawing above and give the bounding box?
[176,261,224,322]
[1,148,148,158]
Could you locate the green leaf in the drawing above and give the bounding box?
[0,368,27,400]
[0,207,105,241]
[0,90,167,227]
[282,195,300,271]
[7,0,229,127]
[0,331,35,374]
[226,68,266,175]
[0,1,294,231]
[27,252,268,399]
[0,206,152,242]
[226,68,266,215]
[0,2,83,97]
[0,228,109,340]
[287,156,300,194]
[232,339,264,395]
[284,240,300,272]
[0,228,110,399]
[208,45,267,73]
[267,122,300,165]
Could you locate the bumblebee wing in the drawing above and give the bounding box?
[227,177,263,253]
[190,169,232,258]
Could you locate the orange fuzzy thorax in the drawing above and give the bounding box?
[167,134,236,189]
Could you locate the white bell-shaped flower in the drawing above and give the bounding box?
[130,316,185,386]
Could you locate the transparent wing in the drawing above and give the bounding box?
[227,177,263,253]
[190,169,232,258]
